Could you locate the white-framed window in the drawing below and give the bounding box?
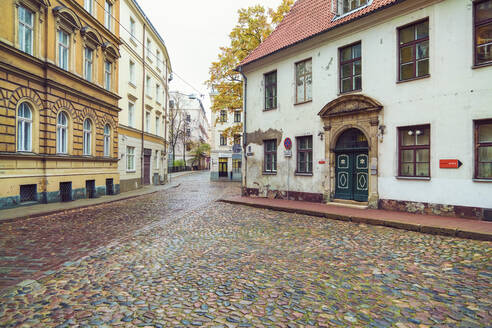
[84,47,93,82]
[83,119,92,155]
[103,124,111,157]
[156,84,160,102]
[145,111,150,132]
[84,0,93,15]
[17,102,32,152]
[130,17,136,38]
[156,150,160,170]
[58,30,69,70]
[129,60,135,84]
[155,116,160,135]
[128,101,135,127]
[18,6,34,55]
[146,75,151,96]
[146,38,151,58]
[104,60,112,91]
[156,50,161,70]
[126,146,135,171]
[105,0,112,31]
[56,112,68,154]
[342,0,369,14]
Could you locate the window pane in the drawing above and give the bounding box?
[479,146,492,161]
[352,43,361,58]
[354,76,362,90]
[416,21,429,40]
[479,123,492,142]
[401,149,414,162]
[478,163,492,178]
[400,46,414,63]
[341,47,352,61]
[305,60,312,73]
[476,0,492,23]
[341,78,352,93]
[416,41,429,59]
[400,63,414,80]
[416,149,429,162]
[416,163,429,177]
[297,76,304,102]
[307,137,312,149]
[296,62,305,75]
[477,43,492,64]
[417,59,429,76]
[400,26,415,44]
[416,127,430,145]
[401,163,414,176]
[341,63,352,78]
[305,74,312,100]
[353,60,361,75]
[401,130,415,146]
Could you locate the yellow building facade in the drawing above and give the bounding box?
[0,0,121,209]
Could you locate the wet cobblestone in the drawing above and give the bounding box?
[0,173,491,327]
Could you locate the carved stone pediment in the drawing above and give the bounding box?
[318,94,382,118]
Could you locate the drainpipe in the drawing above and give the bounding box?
[234,66,247,195]
[140,24,146,187]
[164,62,169,183]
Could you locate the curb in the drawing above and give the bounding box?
[0,183,180,225]
[218,199,492,242]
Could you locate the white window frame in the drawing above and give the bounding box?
[17,102,32,152]
[129,60,135,84]
[128,101,135,127]
[156,50,161,70]
[146,75,151,96]
[156,84,160,103]
[103,124,111,157]
[145,111,150,132]
[58,29,69,70]
[56,112,68,154]
[84,0,94,15]
[18,6,34,55]
[84,47,94,82]
[126,146,135,171]
[105,0,112,31]
[83,119,92,156]
[104,60,112,91]
[155,116,160,136]
[130,17,136,38]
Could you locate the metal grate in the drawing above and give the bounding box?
[86,180,96,199]
[106,178,114,195]
[60,182,72,202]
[20,184,37,202]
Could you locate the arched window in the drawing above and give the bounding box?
[17,102,32,151]
[103,124,111,157]
[83,119,92,155]
[57,112,68,153]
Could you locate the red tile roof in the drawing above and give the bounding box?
[240,0,403,67]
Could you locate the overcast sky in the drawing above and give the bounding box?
[137,0,284,117]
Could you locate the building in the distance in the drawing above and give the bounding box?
[209,89,243,181]
[169,91,210,170]
[117,0,171,192]
[0,0,121,209]
[237,0,492,220]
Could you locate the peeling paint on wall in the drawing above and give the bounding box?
[246,128,283,146]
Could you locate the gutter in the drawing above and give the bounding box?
[233,67,247,195]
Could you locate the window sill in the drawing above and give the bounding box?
[294,100,312,106]
[262,171,277,175]
[473,178,492,183]
[397,74,430,84]
[129,82,136,88]
[295,172,313,176]
[130,37,138,47]
[395,176,430,181]
[263,107,277,112]
[338,88,362,97]
[126,170,136,173]
[472,62,492,69]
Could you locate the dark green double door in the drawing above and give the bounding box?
[335,151,369,202]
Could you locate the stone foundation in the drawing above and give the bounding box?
[379,199,487,220]
[242,187,323,203]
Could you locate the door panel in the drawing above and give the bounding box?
[335,153,353,200]
[335,152,368,202]
[219,158,228,177]
[354,153,368,202]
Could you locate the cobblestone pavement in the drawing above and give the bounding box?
[1,173,491,327]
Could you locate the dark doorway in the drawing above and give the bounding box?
[106,178,114,195]
[86,180,96,199]
[144,148,152,185]
[218,158,228,177]
[60,182,72,202]
[334,128,369,202]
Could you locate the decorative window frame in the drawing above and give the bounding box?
[103,123,111,157]
[14,0,46,58]
[332,0,373,21]
[81,26,103,84]
[16,101,37,153]
[56,110,72,155]
[82,118,95,156]
[53,6,81,73]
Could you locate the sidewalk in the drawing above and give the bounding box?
[0,182,180,224]
[219,196,492,241]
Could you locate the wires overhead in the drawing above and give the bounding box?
[92,0,204,95]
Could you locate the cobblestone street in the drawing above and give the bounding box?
[1,172,491,327]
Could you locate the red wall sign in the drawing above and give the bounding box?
[439,159,463,169]
[284,137,292,150]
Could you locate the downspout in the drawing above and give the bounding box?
[140,24,146,187]
[42,6,49,203]
[234,66,247,195]
[164,62,169,183]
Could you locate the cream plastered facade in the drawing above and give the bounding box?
[117,0,171,192]
[241,0,492,216]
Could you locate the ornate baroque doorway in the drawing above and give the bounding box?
[318,94,383,208]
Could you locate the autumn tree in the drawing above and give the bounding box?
[207,0,294,138]
[168,92,187,165]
